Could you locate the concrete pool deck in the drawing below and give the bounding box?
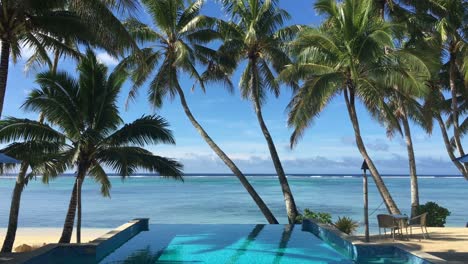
[352,227,468,263]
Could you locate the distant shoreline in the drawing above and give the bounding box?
[0,173,464,178]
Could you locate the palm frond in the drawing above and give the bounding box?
[89,163,111,197]
[104,115,175,147]
[0,118,66,144]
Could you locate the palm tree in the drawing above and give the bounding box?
[0,40,82,252]
[0,0,141,118]
[401,0,468,179]
[426,80,468,179]
[118,0,278,224]
[1,49,183,244]
[425,0,467,167]
[375,91,433,216]
[0,139,67,252]
[372,1,439,216]
[217,0,300,223]
[283,0,431,215]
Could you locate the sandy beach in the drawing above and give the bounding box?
[0,228,109,252]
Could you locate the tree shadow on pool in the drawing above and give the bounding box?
[119,246,203,263]
[169,225,352,264]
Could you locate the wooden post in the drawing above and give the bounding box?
[76,177,81,243]
[362,160,369,242]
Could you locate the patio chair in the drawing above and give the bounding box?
[408,212,429,239]
[377,214,398,240]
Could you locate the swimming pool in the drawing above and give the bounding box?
[100,224,353,263]
[17,219,436,264]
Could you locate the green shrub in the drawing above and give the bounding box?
[295,208,332,224]
[334,216,359,235]
[416,201,451,227]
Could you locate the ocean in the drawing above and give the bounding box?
[0,174,466,232]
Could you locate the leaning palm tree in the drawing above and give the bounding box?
[423,82,468,178]
[426,0,467,166]
[117,0,278,224]
[283,0,431,215]
[0,40,82,252]
[373,0,425,217]
[217,0,300,223]
[2,49,183,244]
[375,91,433,217]
[0,140,68,252]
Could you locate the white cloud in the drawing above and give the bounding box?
[96,52,119,66]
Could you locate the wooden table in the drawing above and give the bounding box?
[391,214,409,239]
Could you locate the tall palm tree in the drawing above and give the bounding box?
[283,0,431,215]
[2,49,183,244]
[372,1,440,216]
[0,40,81,252]
[118,0,278,224]
[403,0,468,179]
[425,0,467,166]
[374,91,433,216]
[217,0,300,223]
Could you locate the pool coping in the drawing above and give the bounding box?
[302,218,447,264]
[0,218,149,264]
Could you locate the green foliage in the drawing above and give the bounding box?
[284,0,432,147]
[295,208,332,224]
[334,216,359,235]
[119,0,222,107]
[416,201,451,227]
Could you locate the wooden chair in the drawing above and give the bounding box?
[408,212,429,239]
[377,214,398,240]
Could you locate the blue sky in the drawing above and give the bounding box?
[3,0,466,175]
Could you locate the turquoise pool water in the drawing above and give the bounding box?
[100,224,354,263]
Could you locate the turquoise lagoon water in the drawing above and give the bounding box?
[0,175,466,232]
[100,224,354,264]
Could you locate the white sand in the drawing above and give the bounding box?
[0,228,109,251]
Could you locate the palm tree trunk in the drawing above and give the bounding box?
[401,112,419,217]
[59,178,79,243]
[251,93,298,223]
[76,177,82,243]
[177,86,278,224]
[58,173,85,243]
[1,163,29,253]
[436,114,468,179]
[0,41,11,118]
[449,50,466,158]
[174,84,278,224]
[344,88,401,214]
